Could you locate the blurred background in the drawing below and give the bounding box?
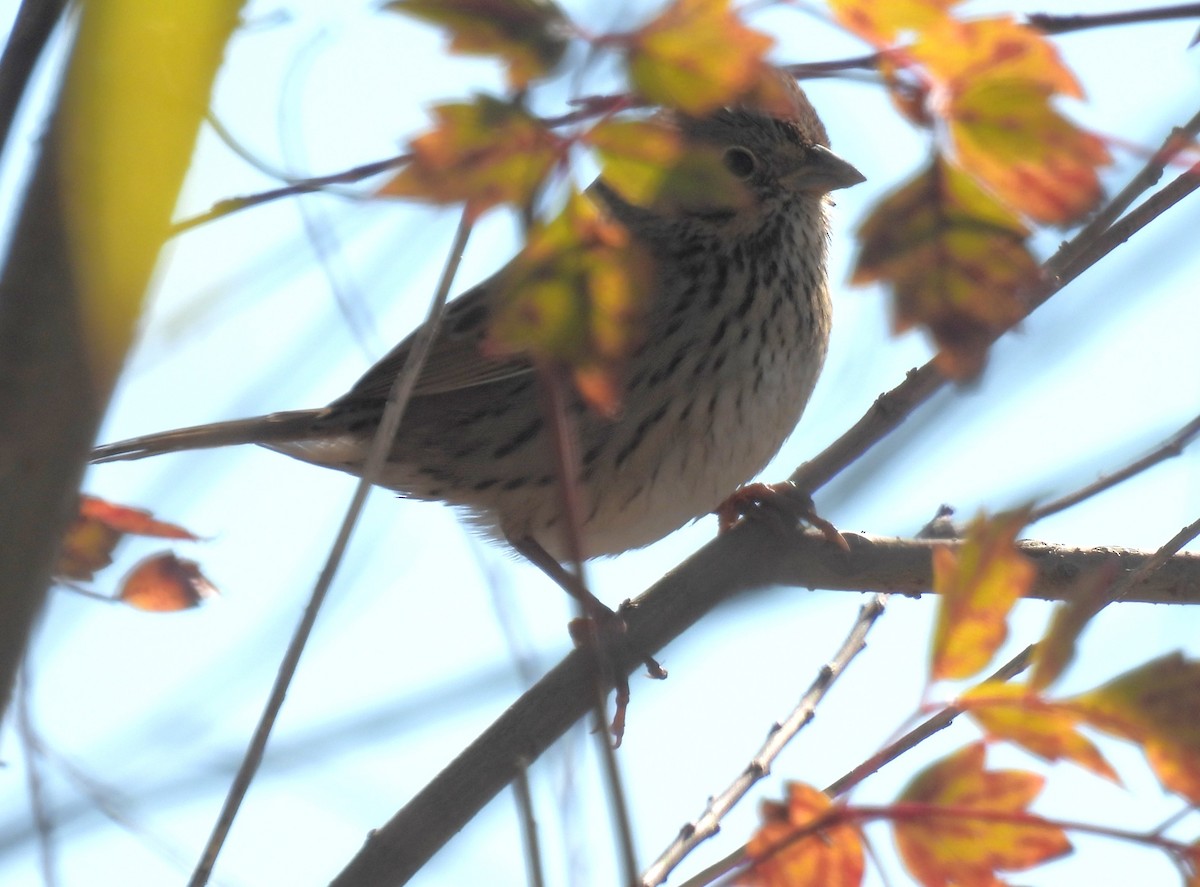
[1,1,1199,884]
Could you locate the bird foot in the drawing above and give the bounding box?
[569,601,667,747]
[716,481,849,551]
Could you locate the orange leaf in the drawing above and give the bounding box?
[911,16,1083,98]
[1070,654,1200,804]
[959,682,1119,781]
[118,552,218,612]
[895,743,1072,885]
[829,0,961,45]
[381,95,563,217]
[78,494,198,539]
[387,0,569,88]
[484,188,651,415]
[625,0,781,116]
[58,496,199,581]
[853,156,1040,378]
[739,783,865,887]
[929,510,1036,681]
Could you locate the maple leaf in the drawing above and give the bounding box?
[895,743,1072,885]
[739,783,864,887]
[853,156,1040,378]
[484,188,651,416]
[1070,654,1200,804]
[118,552,219,612]
[909,16,1110,225]
[928,509,1036,681]
[381,95,564,218]
[960,682,1119,781]
[387,0,570,88]
[828,0,962,45]
[625,0,786,116]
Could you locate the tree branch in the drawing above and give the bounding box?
[329,527,1200,885]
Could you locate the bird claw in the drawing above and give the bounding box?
[568,606,665,746]
[716,481,849,552]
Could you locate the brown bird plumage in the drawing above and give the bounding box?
[92,78,863,562]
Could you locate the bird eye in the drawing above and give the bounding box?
[722,146,757,179]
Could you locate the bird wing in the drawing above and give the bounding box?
[334,278,532,406]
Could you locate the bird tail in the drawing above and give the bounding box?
[90,409,328,463]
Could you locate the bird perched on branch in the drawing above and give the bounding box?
[93,76,863,575]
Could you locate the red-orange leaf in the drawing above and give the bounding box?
[895,743,1072,886]
[387,0,569,88]
[625,0,783,116]
[929,510,1036,681]
[854,156,1040,378]
[117,552,218,612]
[78,495,197,539]
[381,95,563,217]
[829,0,961,45]
[739,783,865,887]
[58,496,199,580]
[1070,654,1200,804]
[485,188,651,415]
[959,682,1119,781]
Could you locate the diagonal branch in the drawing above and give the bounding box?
[639,594,887,887]
[329,528,1200,886]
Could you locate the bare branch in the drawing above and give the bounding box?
[640,595,887,887]
[1031,413,1200,522]
[330,527,1200,886]
[188,212,475,887]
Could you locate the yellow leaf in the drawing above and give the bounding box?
[626,0,778,116]
[929,510,1036,681]
[1071,654,1200,804]
[960,682,1119,781]
[485,189,651,415]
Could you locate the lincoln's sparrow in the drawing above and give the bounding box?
[92,78,863,564]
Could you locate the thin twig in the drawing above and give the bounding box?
[1027,3,1200,35]
[17,668,59,887]
[512,760,546,887]
[1031,413,1200,522]
[1112,515,1200,603]
[823,647,1034,799]
[186,209,474,887]
[169,152,410,237]
[640,594,887,887]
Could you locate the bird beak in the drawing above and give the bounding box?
[787,145,866,193]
